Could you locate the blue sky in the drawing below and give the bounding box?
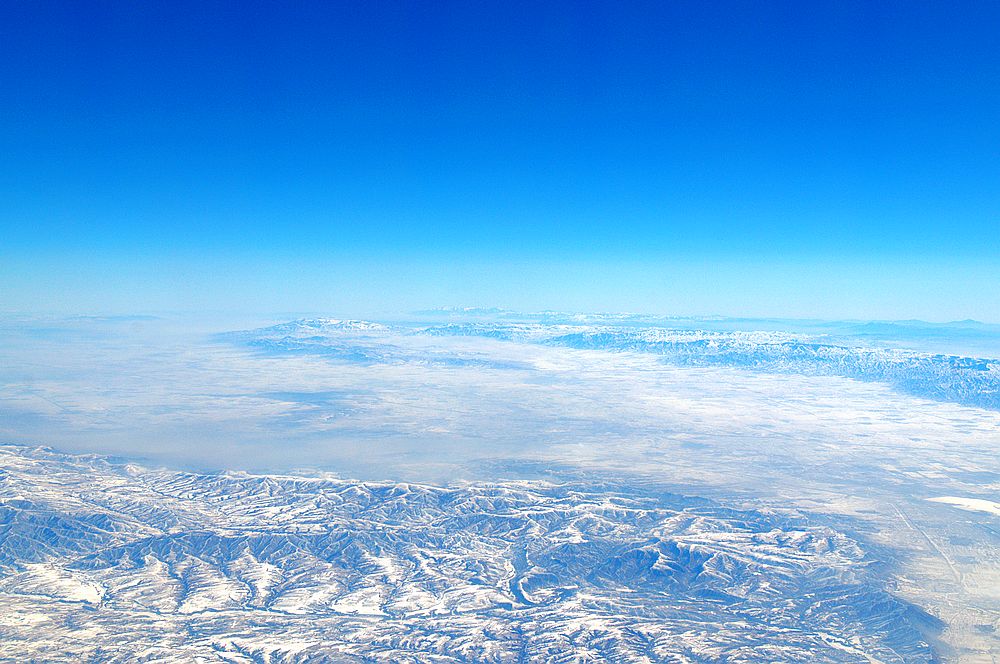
[2,1,998,320]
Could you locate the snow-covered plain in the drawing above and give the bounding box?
[0,313,998,661]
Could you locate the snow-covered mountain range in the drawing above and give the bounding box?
[2,313,998,661]
[232,318,1000,411]
[0,445,940,662]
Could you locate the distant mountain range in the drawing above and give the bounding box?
[228,317,1000,411]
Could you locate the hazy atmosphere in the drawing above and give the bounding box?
[1,2,998,662]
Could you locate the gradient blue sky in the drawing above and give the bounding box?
[2,1,998,320]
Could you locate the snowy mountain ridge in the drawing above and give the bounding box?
[234,319,1000,411]
[0,444,941,662]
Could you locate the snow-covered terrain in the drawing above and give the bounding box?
[1,313,998,662]
[237,318,1000,411]
[0,445,941,662]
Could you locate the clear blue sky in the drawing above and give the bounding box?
[1,1,998,320]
